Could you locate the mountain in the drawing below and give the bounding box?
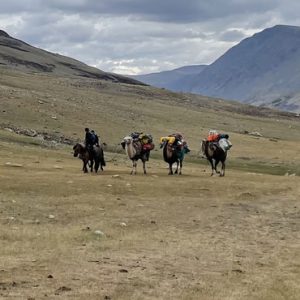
[131,65,206,91]
[188,25,300,112]
[0,30,143,85]
[134,25,300,113]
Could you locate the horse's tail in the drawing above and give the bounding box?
[100,148,106,167]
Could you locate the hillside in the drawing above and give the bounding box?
[0,67,299,299]
[0,29,143,85]
[131,65,206,91]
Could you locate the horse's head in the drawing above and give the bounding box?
[122,136,133,147]
[73,143,85,157]
[123,136,133,143]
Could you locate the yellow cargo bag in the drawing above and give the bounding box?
[160,136,176,144]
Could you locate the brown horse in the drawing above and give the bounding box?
[73,143,105,173]
[161,140,185,175]
[122,136,150,175]
[201,139,228,176]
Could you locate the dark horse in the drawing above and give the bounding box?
[201,140,228,176]
[161,140,186,175]
[73,143,105,173]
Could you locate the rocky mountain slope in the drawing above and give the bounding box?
[134,25,300,113]
[0,30,143,85]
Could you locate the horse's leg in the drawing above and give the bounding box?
[83,160,88,173]
[209,158,215,176]
[142,160,147,175]
[131,160,137,175]
[174,161,179,174]
[220,160,225,177]
[215,160,221,174]
[90,159,94,172]
[168,163,173,175]
[179,159,182,175]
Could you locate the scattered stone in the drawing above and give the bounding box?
[5,162,23,167]
[54,165,63,169]
[4,127,14,133]
[107,184,112,187]
[48,215,55,219]
[232,269,245,273]
[94,230,105,236]
[112,174,120,178]
[104,296,111,300]
[55,286,71,294]
[120,222,127,227]
[119,269,128,273]
[51,116,57,120]
[47,275,53,279]
[67,180,73,184]
[248,131,263,137]
[150,220,156,224]
[126,183,131,187]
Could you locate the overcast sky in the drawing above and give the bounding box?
[1,0,300,75]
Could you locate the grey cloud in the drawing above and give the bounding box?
[0,0,299,74]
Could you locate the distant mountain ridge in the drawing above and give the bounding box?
[0,30,143,85]
[134,25,300,112]
[130,65,207,90]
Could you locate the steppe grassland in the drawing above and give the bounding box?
[0,70,299,299]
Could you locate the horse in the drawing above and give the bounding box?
[161,140,185,175]
[121,136,150,175]
[73,143,105,173]
[201,139,229,176]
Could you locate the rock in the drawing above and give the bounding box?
[107,184,112,187]
[48,215,55,219]
[119,269,128,273]
[55,286,71,294]
[248,131,263,137]
[5,162,23,167]
[54,165,63,169]
[112,174,121,178]
[120,222,127,227]
[4,127,14,133]
[94,230,105,236]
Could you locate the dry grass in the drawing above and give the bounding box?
[0,135,299,299]
[0,69,300,299]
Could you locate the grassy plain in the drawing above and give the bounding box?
[0,69,299,299]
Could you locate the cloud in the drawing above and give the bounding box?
[0,0,299,74]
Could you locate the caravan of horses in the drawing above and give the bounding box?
[73,130,232,176]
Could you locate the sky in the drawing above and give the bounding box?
[1,0,300,75]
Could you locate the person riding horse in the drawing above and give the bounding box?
[84,128,95,157]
